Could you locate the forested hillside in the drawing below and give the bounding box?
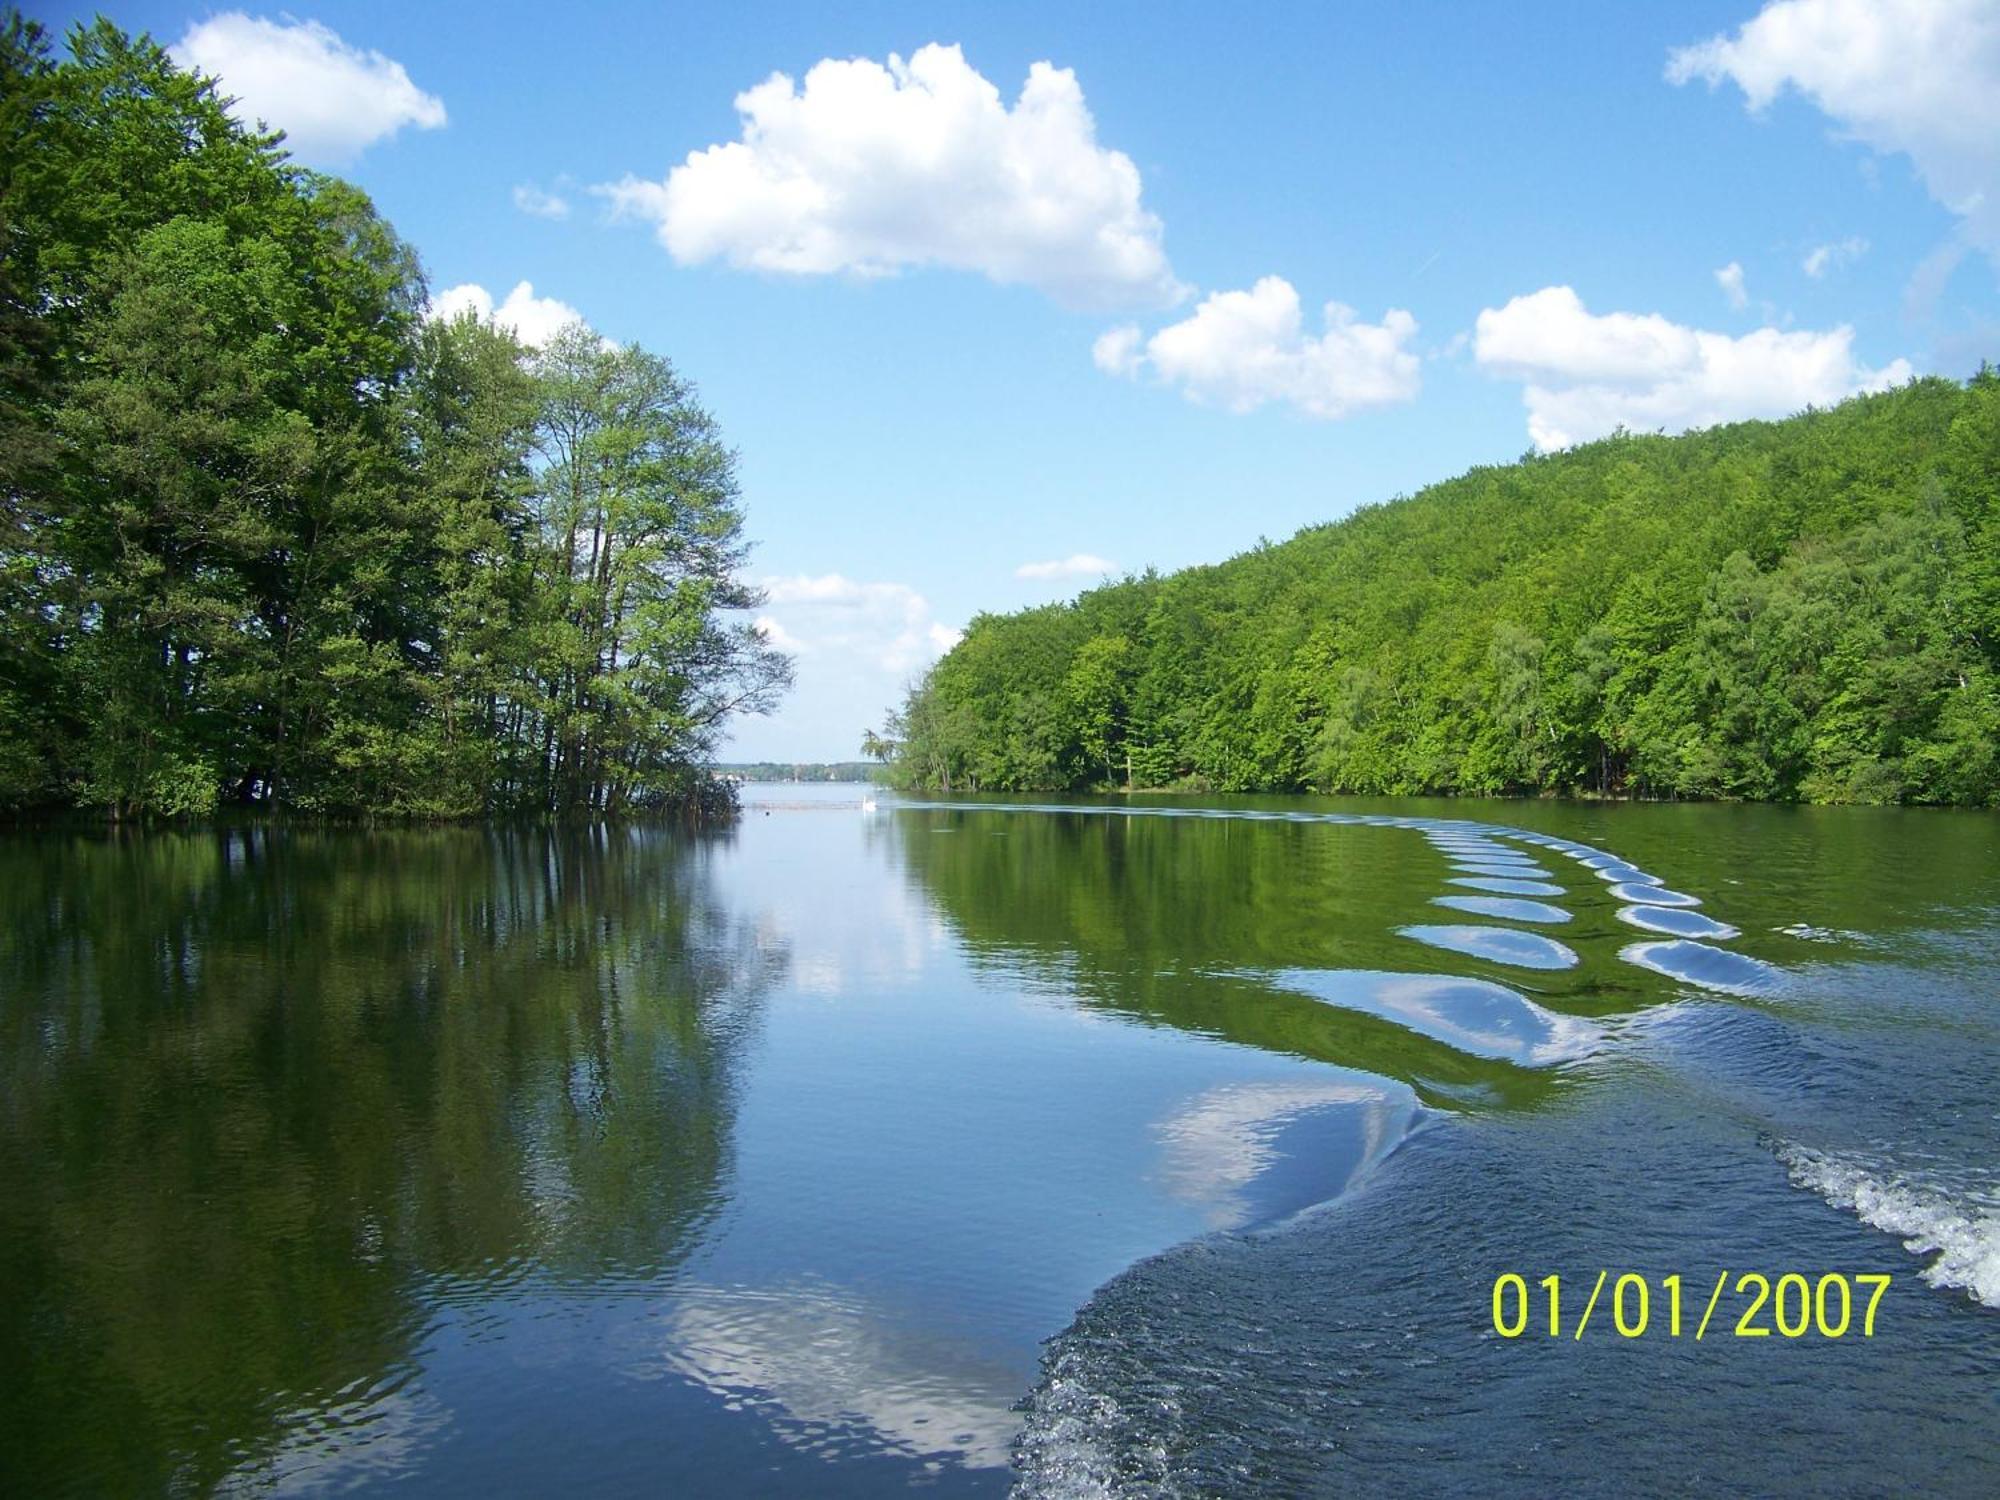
[886,373,2000,803]
[0,16,787,819]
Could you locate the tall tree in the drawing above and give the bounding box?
[0,14,788,819]
[526,324,790,813]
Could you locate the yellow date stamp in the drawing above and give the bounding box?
[1491,1271,1891,1340]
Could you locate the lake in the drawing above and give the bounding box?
[2,787,1996,1495]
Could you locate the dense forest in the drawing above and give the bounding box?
[883,373,2000,804]
[0,15,787,820]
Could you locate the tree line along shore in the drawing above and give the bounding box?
[878,374,2000,805]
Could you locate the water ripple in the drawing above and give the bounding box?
[1617,905,1739,940]
[1430,895,1572,925]
[1258,967,1598,1065]
[1447,875,1564,897]
[1619,939,1782,995]
[1398,925,1580,971]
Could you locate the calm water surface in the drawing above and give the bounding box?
[1,786,1996,1495]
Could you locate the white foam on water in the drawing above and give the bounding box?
[1776,1144,2000,1309]
[1775,922,1871,944]
[1014,1345,1176,1499]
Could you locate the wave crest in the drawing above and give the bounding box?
[1777,1143,2000,1308]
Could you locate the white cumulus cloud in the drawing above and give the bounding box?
[429,281,587,348]
[513,183,571,220]
[1473,285,1912,451]
[172,13,445,165]
[1090,325,1145,378]
[760,574,960,674]
[1803,236,1869,276]
[1668,0,2000,261]
[1716,261,1750,309]
[1016,554,1117,580]
[594,43,1182,309]
[1096,276,1421,419]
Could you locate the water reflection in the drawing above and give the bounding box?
[1154,1078,1415,1229]
[0,826,783,1495]
[5,792,1894,1495]
[1398,924,1581,971]
[1258,968,1598,1064]
[1618,905,1740,940]
[1447,874,1565,896]
[1610,880,1701,907]
[1620,938,1783,995]
[1431,894,1573,925]
[647,1281,1023,1471]
[886,810,1616,1110]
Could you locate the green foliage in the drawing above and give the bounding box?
[889,376,2000,805]
[0,14,787,820]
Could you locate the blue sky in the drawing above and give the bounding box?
[42,1,2000,758]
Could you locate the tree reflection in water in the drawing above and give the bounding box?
[0,824,785,1495]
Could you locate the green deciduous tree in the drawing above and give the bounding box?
[888,378,1999,807]
[0,14,787,819]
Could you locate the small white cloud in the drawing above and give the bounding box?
[172,13,445,165]
[1669,0,2000,262]
[513,183,571,220]
[928,622,965,653]
[1100,276,1420,420]
[763,575,878,607]
[595,43,1182,309]
[1016,554,1117,580]
[1091,325,1145,378]
[1473,284,1912,451]
[754,615,808,653]
[429,280,587,348]
[1715,261,1749,309]
[1802,236,1868,277]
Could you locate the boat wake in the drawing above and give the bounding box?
[1775,1142,2000,1309]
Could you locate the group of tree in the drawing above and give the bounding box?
[715,761,881,783]
[0,14,787,819]
[880,372,2000,804]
